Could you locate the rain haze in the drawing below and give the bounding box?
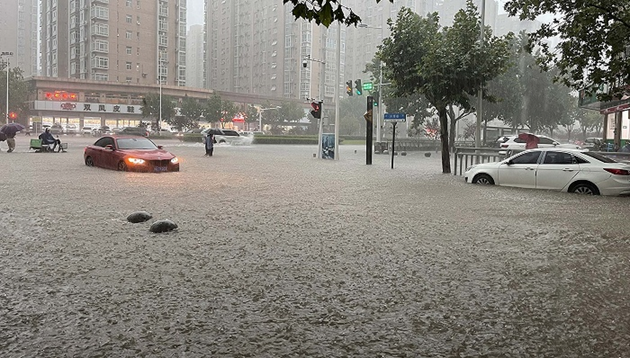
[3,0,630,357]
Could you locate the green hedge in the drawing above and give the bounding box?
[177,133,346,145]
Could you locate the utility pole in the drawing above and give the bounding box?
[475,0,486,149]
[1,51,13,125]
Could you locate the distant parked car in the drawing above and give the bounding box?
[66,124,78,135]
[50,124,64,135]
[120,127,150,137]
[583,138,605,151]
[498,134,581,155]
[82,126,93,135]
[202,128,248,145]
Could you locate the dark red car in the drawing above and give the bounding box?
[84,135,179,172]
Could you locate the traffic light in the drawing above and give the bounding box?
[354,79,363,95]
[310,101,322,119]
[8,112,17,120]
[373,91,379,106]
[346,80,353,96]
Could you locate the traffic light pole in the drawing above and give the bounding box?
[365,96,374,165]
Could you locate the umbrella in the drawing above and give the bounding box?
[518,132,539,149]
[0,123,25,137]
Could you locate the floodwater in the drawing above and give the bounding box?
[1,135,630,357]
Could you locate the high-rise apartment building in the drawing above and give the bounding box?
[344,0,500,83]
[1,0,39,77]
[186,24,204,89]
[40,0,187,86]
[204,0,344,104]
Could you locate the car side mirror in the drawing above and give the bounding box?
[105,145,114,150]
[505,159,514,166]
[157,145,163,149]
[553,142,559,146]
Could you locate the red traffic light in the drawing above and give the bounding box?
[8,112,17,120]
[310,101,322,119]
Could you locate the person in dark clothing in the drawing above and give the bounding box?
[39,128,63,152]
[204,133,216,156]
[5,132,16,152]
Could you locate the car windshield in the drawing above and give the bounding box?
[582,151,618,163]
[116,137,157,150]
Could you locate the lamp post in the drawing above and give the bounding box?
[334,22,341,160]
[1,51,13,125]
[303,54,326,159]
[258,106,281,132]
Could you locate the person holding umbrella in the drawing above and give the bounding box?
[0,122,25,153]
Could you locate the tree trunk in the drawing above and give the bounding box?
[438,106,451,174]
[448,105,456,151]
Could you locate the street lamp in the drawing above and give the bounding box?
[1,51,13,125]
[303,54,326,158]
[258,106,281,132]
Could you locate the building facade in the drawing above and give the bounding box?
[40,0,187,87]
[203,0,345,110]
[1,0,39,77]
[186,24,205,89]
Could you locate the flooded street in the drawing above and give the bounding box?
[1,136,630,357]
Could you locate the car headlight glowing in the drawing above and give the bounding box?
[127,157,145,165]
[170,157,179,164]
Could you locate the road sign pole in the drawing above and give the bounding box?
[391,122,397,169]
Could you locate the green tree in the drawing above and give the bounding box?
[177,95,203,131]
[284,0,390,26]
[241,104,260,131]
[504,0,630,101]
[377,4,512,173]
[277,101,305,122]
[141,93,176,130]
[220,100,237,128]
[0,61,28,122]
[205,93,223,126]
[339,95,368,136]
[576,108,603,140]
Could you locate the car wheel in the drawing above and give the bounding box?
[85,156,94,167]
[570,182,600,195]
[473,174,494,185]
[117,161,127,171]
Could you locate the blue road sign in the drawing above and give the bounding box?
[384,113,406,122]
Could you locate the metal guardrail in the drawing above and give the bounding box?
[453,147,505,176]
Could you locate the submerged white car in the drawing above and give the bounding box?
[464,148,630,196]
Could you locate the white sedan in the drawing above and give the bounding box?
[498,134,581,155]
[464,148,630,196]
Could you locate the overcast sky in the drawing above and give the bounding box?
[187,0,204,28]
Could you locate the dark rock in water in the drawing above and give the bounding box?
[150,220,178,233]
[127,211,153,223]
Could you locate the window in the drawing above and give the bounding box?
[126,15,132,23]
[126,0,132,6]
[538,137,556,145]
[542,151,575,165]
[511,151,541,165]
[92,56,109,69]
[126,61,132,70]
[126,31,132,39]
[126,46,132,55]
